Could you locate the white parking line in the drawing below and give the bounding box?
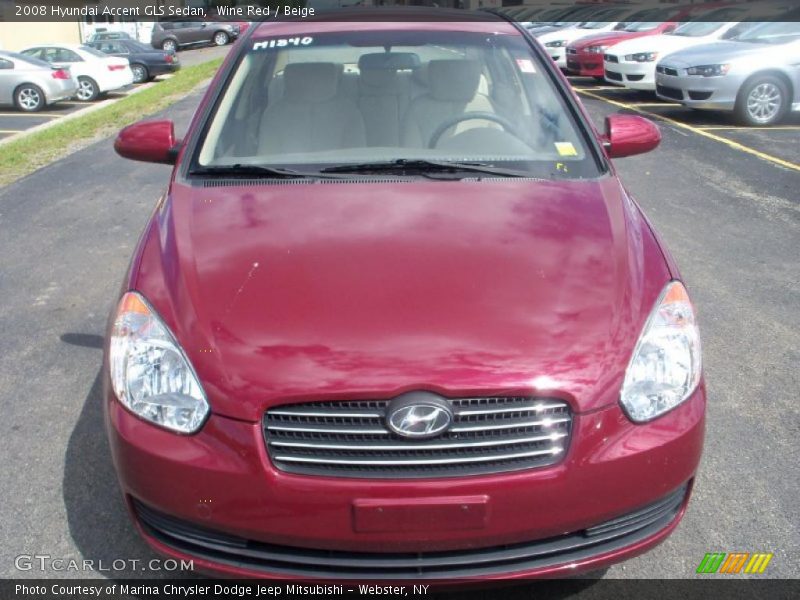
[699,126,800,131]
[574,86,624,91]
[625,102,682,108]
[576,87,800,173]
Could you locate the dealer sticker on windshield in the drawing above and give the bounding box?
[555,142,578,157]
[516,59,537,74]
[253,37,314,50]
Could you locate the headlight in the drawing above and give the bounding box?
[625,52,659,63]
[620,281,701,423]
[109,292,209,434]
[544,40,567,48]
[586,45,608,54]
[686,64,730,77]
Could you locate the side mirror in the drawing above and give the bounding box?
[602,114,661,159]
[114,119,179,164]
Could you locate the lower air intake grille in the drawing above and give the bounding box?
[657,84,684,101]
[133,485,688,579]
[263,397,572,478]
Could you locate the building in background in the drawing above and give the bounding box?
[0,21,82,51]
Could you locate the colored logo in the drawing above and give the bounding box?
[696,552,773,574]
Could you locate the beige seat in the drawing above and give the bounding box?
[401,59,497,148]
[258,62,365,155]
[357,53,418,147]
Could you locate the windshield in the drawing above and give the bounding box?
[733,21,800,44]
[3,51,53,68]
[670,7,747,37]
[670,21,727,38]
[196,29,599,179]
[623,22,662,33]
[80,45,111,58]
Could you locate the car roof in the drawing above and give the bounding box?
[25,43,84,50]
[252,8,519,38]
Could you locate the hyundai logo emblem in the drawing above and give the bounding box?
[385,392,453,439]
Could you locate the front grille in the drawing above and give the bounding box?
[657,84,684,101]
[604,54,619,63]
[263,397,572,478]
[627,74,644,82]
[657,65,679,77]
[567,60,581,71]
[605,69,623,82]
[133,484,688,579]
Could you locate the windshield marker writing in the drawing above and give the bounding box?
[253,37,313,51]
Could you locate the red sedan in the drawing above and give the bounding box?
[106,9,704,581]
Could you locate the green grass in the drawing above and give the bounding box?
[0,58,223,186]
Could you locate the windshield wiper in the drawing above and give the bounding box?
[191,163,347,180]
[319,159,530,179]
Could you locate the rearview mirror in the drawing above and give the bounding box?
[114,119,179,164]
[602,114,661,159]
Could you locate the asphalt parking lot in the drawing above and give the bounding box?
[0,44,230,142]
[0,63,797,589]
[569,76,800,171]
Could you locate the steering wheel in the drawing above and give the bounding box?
[428,112,522,149]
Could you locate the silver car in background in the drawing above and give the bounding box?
[0,51,78,112]
[655,20,800,125]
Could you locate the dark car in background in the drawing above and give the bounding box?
[150,18,239,53]
[87,39,180,83]
[87,31,134,43]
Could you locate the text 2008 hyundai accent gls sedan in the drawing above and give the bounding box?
[105,9,704,581]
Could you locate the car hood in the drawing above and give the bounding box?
[540,25,614,44]
[571,31,637,49]
[607,34,712,57]
[132,177,671,422]
[528,25,565,37]
[658,40,777,68]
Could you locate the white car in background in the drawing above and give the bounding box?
[602,1,796,91]
[20,44,133,101]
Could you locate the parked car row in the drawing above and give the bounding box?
[0,38,182,112]
[0,15,241,114]
[0,51,77,113]
[509,1,800,126]
[85,40,181,84]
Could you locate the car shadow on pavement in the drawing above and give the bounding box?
[62,364,194,578]
[60,343,605,590]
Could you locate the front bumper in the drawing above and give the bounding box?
[566,51,605,77]
[655,69,741,111]
[105,383,705,579]
[545,47,568,69]
[603,58,657,90]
